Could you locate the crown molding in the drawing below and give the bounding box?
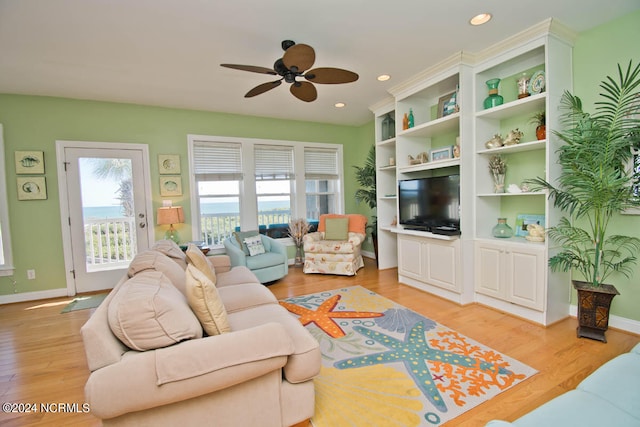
[369,97,395,115]
[474,18,577,64]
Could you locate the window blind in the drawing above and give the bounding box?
[255,145,294,180]
[193,141,243,180]
[305,148,339,180]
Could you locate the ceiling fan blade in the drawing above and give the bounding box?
[282,44,315,72]
[305,67,359,84]
[221,64,277,75]
[290,81,317,102]
[245,80,282,98]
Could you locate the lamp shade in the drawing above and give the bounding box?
[157,206,185,225]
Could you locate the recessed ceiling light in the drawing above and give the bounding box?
[377,74,391,82]
[335,102,346,108]
[470,13,492,26]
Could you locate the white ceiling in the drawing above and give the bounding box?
[1,0,639,126]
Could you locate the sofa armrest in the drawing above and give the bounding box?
[85,323,294,419]
[348,232,365,245]
[223,238,247,267]
[208,254,231,273]
[303,231,322,243]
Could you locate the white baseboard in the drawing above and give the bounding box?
[0,288,70,305]
[569,304,640,335]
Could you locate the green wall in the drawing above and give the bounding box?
[1,10,639,325]
[571,10,640,322]
[0,95,373,296]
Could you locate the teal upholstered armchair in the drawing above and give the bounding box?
[223,232,288,283]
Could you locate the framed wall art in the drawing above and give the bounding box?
[160,176,182,197]
[15,151,45,174]
[158,154,181,175]
[17,176,47,200]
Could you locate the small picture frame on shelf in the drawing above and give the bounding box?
[159,176,183,196]
[515,214,545,237]
[158,154,181,175]
[15,151,45,174]
[437,91,457,118]
[430,146,453,162]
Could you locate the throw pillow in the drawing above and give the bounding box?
[324,217,349,240]
[127,250,187,295]
[244,234,266,256]
[107,271,203,351]
[233,230,260,255]
[185,243,216,284]
[151,239,188,269]
[185,264,231,336]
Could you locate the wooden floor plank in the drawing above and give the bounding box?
[0,257,638,426]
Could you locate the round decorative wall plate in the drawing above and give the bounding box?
[528,71,546,94]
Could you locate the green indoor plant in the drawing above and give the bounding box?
[527,61,640,341]
[353,145,378,261]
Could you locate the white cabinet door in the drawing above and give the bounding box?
[475,242,504,299]
[475,240,545,311]
[398,235,425,280]
[506,245,545,311]
[426,240,460,292]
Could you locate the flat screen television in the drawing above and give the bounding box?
[398,175,460,232]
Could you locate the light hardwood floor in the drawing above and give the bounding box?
[1,257,638,426]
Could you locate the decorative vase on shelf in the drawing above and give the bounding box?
[484,78,504,109]
[381,113,395,140]
[493,173,505,193]
[492,218,513,238]
[408,108,415,128]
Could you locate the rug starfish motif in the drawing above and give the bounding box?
[279,295,384,338]
[334,321,513,413]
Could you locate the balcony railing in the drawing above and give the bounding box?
[84,217,136,270]
[200,210,293,245]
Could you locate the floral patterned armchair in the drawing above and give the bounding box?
[302,214,367,276]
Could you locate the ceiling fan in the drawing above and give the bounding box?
[221,40,359,102]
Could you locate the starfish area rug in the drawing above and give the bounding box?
[279,286,537,426]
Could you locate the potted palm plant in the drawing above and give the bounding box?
[353,145,378,263]
[528,61,640,342]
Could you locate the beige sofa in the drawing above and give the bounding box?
[81,240,320,427]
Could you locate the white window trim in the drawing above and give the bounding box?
[187,134,344,244]
[0,124,15,276]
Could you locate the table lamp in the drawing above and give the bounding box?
[157,206,185,243]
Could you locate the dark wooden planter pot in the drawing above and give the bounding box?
[573,280,619,343]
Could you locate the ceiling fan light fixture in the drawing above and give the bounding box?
[470,13,492,26]
[377,74,391,82]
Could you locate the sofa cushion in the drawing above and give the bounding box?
[185,243,216,284]
[152,239,188,269]
[218,283,277,313]
[324,217,349,240]
[577,350,640,420]
[216,266,261,287]
[233,230,260,255]
[128,250,187,295]
[108,271,202,351]
[245,251,286,270]
[244,234,266,256]
[506,389,640,427]
[228,304,320,383]
[186,264,231,336]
